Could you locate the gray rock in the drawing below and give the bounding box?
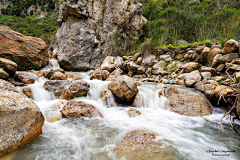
[159,55,172,62]
[0,68,9,79]
[223,39,239,54]
[142,54,156,66]
[201,72,211,80]
[53,0,145,70]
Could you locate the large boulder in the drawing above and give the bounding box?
[53,0,145,70]
[142,54,156,66]
[60,101,102,118]
[222,39,239,54]
[108,75,139,102]
[15,72,35,84]
[166,87,212,116]
[198,47,210,63]
[43,80,90,100]
[0,90,44,156]
[0,26,48,70]
[0,58,17,76]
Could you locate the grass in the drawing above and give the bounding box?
[0,45,6,49]
[0,12,59,47]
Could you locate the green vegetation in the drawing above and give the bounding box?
[113,20,118,25]
[0,11,59,46]
[139,0,240,47]
[1,0,57,17]
[0,45,7,49]
[11,55,19,63]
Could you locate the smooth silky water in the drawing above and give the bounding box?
[1,61,240,160]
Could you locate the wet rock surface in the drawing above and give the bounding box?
[166,87,212,116]
[60,101,102,118]
[0,90,44,156]
[15,72,35,84]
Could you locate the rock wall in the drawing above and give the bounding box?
[53,0,146,71]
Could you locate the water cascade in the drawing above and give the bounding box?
[1,61,240,160]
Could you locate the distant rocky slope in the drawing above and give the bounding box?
[52,0,147,71]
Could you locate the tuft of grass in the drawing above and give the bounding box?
[113,20,118,25]
[0,45,6,49]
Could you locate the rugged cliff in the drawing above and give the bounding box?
[53,0,147,71]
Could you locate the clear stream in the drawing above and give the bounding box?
[1,60,240,160]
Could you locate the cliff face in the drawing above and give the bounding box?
[53,0,146,71]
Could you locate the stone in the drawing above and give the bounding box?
[216,64,225,72]
[152,61,165,70]
[158,70,169,76]
[0,26,48,70]
[194,81,217,93]
[127,71,134,77]
[192,52,199,60]
[132,52,141,62]
[132,75,143,79]
[235,72,240,82]
[0,68,9,79]
[114,57,124,69]
[53,0,145,71]
[204,90,215,100]
[159,55,172,62]
[106,75,118,81]
[166,87,212,116]
[127,109,141,117]
[145,68,152,77]
[50,72,67,80]
[201,72,211,80]
[15,72,35,84]
[101,70,110,80]
[237,93,240,118]
[212,76,226,82]
[136,57,143,65]
[225,63,240,71]
[212,54,222,67]
[208,47,222,64]
[110,68,123,76]
[43,80,89,99]
[217,53,239,64]
[214,85,234,99]
[0,79,19,93]
[222,39,239,54]
[23,87,33,98]
[0,90,44,156]
[183,62,199,73]
[43,68,65,79]
[175,78,185,85]
[61,80,90,100]
[65,72,81,80]
[50,101,66,110]
[198,47,210,63]
[235,58,240,65]
[116,130,158,149]
[184,70,201,87]
[0,58,17,77]
[196,46,205,53]
[137,66,146,74]
[127,61,139,73]
[60,101,102,118]
[175,54,183,60]
[37,70,45,77]
[101,56,115,72]
[108,75,139,102]
[142,54,156,66]
[102,89,116,107]
[199,66,217,76]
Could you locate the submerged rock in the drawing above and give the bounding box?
[127,109,141,117]
[108,75,139,102]
[102,89,116,107]
[0,26,48,70]
[60,101,102,118]
[166,87,212,116]
[23,87,33,98]
[0,90,44,156]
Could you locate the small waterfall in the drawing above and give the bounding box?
[29,77,54,102]
[49,59,60,69]
[134,83,168,109]
[86,80,110,101]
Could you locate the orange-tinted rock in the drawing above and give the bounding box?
[43,80,71,98]
[60,101,102,118]
[23,87,33,98]
[50,101,66,110]
[127,109,141,117]
[50,72,67,80]
[37,70,45,77]
[0,58,17,76]
[61,80,89,100]
[15,72,35,84]
[0,90,44,156]
[0,26,49,70]
[65,72,81,80]
[105,75,118,81]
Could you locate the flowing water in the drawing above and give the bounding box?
[1,61,240,160]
